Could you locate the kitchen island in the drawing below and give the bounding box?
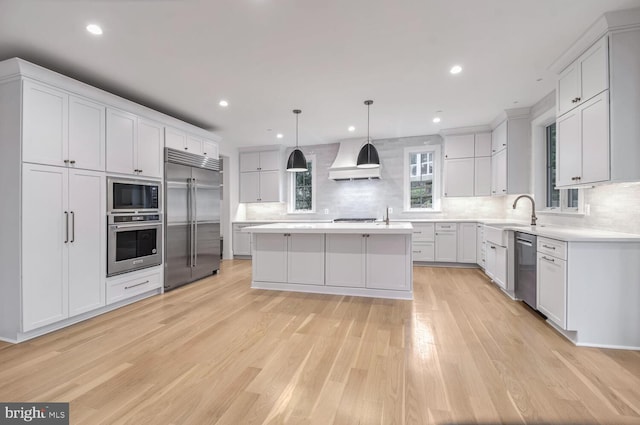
[243,223,413,299]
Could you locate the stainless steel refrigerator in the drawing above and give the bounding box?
[164,148,220,291]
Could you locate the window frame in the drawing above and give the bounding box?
[403,145,441,212]
[288,154,316,214]
[532,108,583,215]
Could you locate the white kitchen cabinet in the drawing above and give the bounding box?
[537,252,567,328]
[412,242,435,262]
[106,108,137,175]
[107,109,164,178]
[326,234,366,287]
[366,234,409,290]
[239,172,260,203]
[444,134,475,159]
[239,148,283,203]
[186,135,204,155]
[491,148,507,195]
[474,133,492,157]
[165,127,188,151]
[68,169,105,316]
[456,223,477,263]
[476,223,485,269]
[485,243,507,289]
[22,80,69,168]
[22,164,105,331]
[68,96,106,172]
[444,157,474,197]
[253,234,288,283]
[490,111,530,196]
[287,234,325,285]
[435,225,457,262]
[233,224,253,256]
[203,140,219,158]
[23,81,106,172]
[557,36,608,117]
[253,233,324,284]
[491,120,507,154]
[106,269,162,305]
[474,156,491,196]
[557,91,609,187]
[137,119,164,178]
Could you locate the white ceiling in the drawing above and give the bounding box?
[1,0,639,148]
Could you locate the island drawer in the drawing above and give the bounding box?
[537,237,567,260]
[411,223,435,241]
[435,223,456,232]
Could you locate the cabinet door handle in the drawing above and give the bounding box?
[490,246,496,249]
[70,211,75,243]
[542,244,556,250]
[64,211,69,243]
[184,147,188,150]
[70,160,76,165]
[541,256,555,263]
[64,159,69,164]
[413,250,422,253]
[125,280,150,290]
[138,169,143,174]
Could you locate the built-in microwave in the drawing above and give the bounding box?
[107,177,160,214]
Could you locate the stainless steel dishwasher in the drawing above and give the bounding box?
[515,232,537,309]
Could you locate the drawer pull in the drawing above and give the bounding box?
[541,256,555,263]
[413,250,422,253]
[125,280,150,290]
[542,244,556,250]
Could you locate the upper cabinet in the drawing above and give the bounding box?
[165,126,219,159]
[106,108,163,179]
[239,148,283,203]
[490,110,530,196]
[442,131,492,198]
[557,36,609,117]
[554,12,640,187]
[23,80,105,171]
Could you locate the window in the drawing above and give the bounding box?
[544,122,580,212]
[289,156,316,213]
[404,146,441,211]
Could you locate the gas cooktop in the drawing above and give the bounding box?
[333,218,377,223]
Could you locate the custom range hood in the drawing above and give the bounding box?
[328,139,381,181]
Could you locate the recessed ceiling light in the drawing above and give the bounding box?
[86,24,103,35]
[450,65,462,75]
[276,133,283,139]
[218,100,229,107]
[348,126,355,132]
[432,117,441,123]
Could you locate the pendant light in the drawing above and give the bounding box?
[286,109,308,172]
[356,100,380,168]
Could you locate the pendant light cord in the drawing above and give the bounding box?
[296,113,299,148]
[367,102,370,145]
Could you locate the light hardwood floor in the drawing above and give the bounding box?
[1,260,639,424]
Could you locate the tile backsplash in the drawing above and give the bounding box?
[240,136,640,235]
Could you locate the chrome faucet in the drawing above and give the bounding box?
[512,195,537,226]
[384,206,390,225]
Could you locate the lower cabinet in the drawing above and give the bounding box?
[22,164,105,332]
[476,223,485,269]
[106,269,162,305]
[233,224,253,256]
[326,234,366,287]
[253,233,325,285]
[412,242,435,262]
[435,229,457,262]
[485,242,507,289]
[366,234,410,290]
[457,223,477,263]
[537,239,568,329]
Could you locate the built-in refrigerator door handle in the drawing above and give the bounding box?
[193,178,198,267]
[188,177,194,268]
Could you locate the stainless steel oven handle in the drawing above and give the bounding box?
[109,223,162,229]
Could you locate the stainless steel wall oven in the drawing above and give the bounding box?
[107,213,163,276]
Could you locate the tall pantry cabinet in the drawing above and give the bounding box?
[0,74,107,339]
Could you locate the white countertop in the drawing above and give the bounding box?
[233,219,333,224]
[483,223,640,242]
[242,222,414,234]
